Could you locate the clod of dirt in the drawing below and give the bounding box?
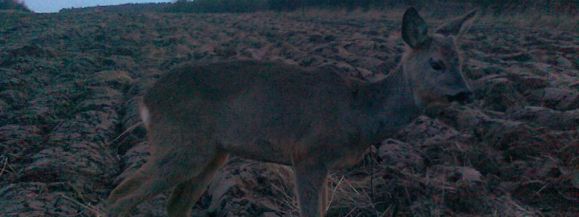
[534,87,579,111]
[476,76,526,112]
[378,139,424,171]
[92,70,134,91]
[508,106,579,130]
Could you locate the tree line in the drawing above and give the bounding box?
[170,0,392,12]
[167,0,576,14]
[0,0,31,12]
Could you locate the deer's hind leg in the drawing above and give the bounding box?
[166,151,229,217]
[321,179,329,213]
[107,132,217,217]
[294,160,329,217]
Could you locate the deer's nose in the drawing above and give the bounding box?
[447,91,473,104]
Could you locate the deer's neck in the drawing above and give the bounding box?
[353,66,420,144]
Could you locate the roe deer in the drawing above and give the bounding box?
[107,7,477,217]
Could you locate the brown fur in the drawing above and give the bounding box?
[107,7,477,217]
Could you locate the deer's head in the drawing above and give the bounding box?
[400,8,477,109]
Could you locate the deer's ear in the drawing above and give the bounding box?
[435,9,478,38]
[402,7,430,49]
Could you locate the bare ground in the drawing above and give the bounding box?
[0,9,577,217]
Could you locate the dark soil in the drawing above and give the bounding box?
[0,9,577,217]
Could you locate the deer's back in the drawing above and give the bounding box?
[144,60,349,111]
[142,61,357,160]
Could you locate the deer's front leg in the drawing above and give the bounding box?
[294,159,328,217]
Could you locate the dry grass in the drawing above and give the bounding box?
[58,193,105,217]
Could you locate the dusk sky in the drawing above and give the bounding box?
[23,0,173,13]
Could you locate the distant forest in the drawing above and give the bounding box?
[168,0,577,14]
[4,0,575,14]
[0,0,31,12]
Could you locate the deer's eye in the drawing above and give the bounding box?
[429,58,445,71]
